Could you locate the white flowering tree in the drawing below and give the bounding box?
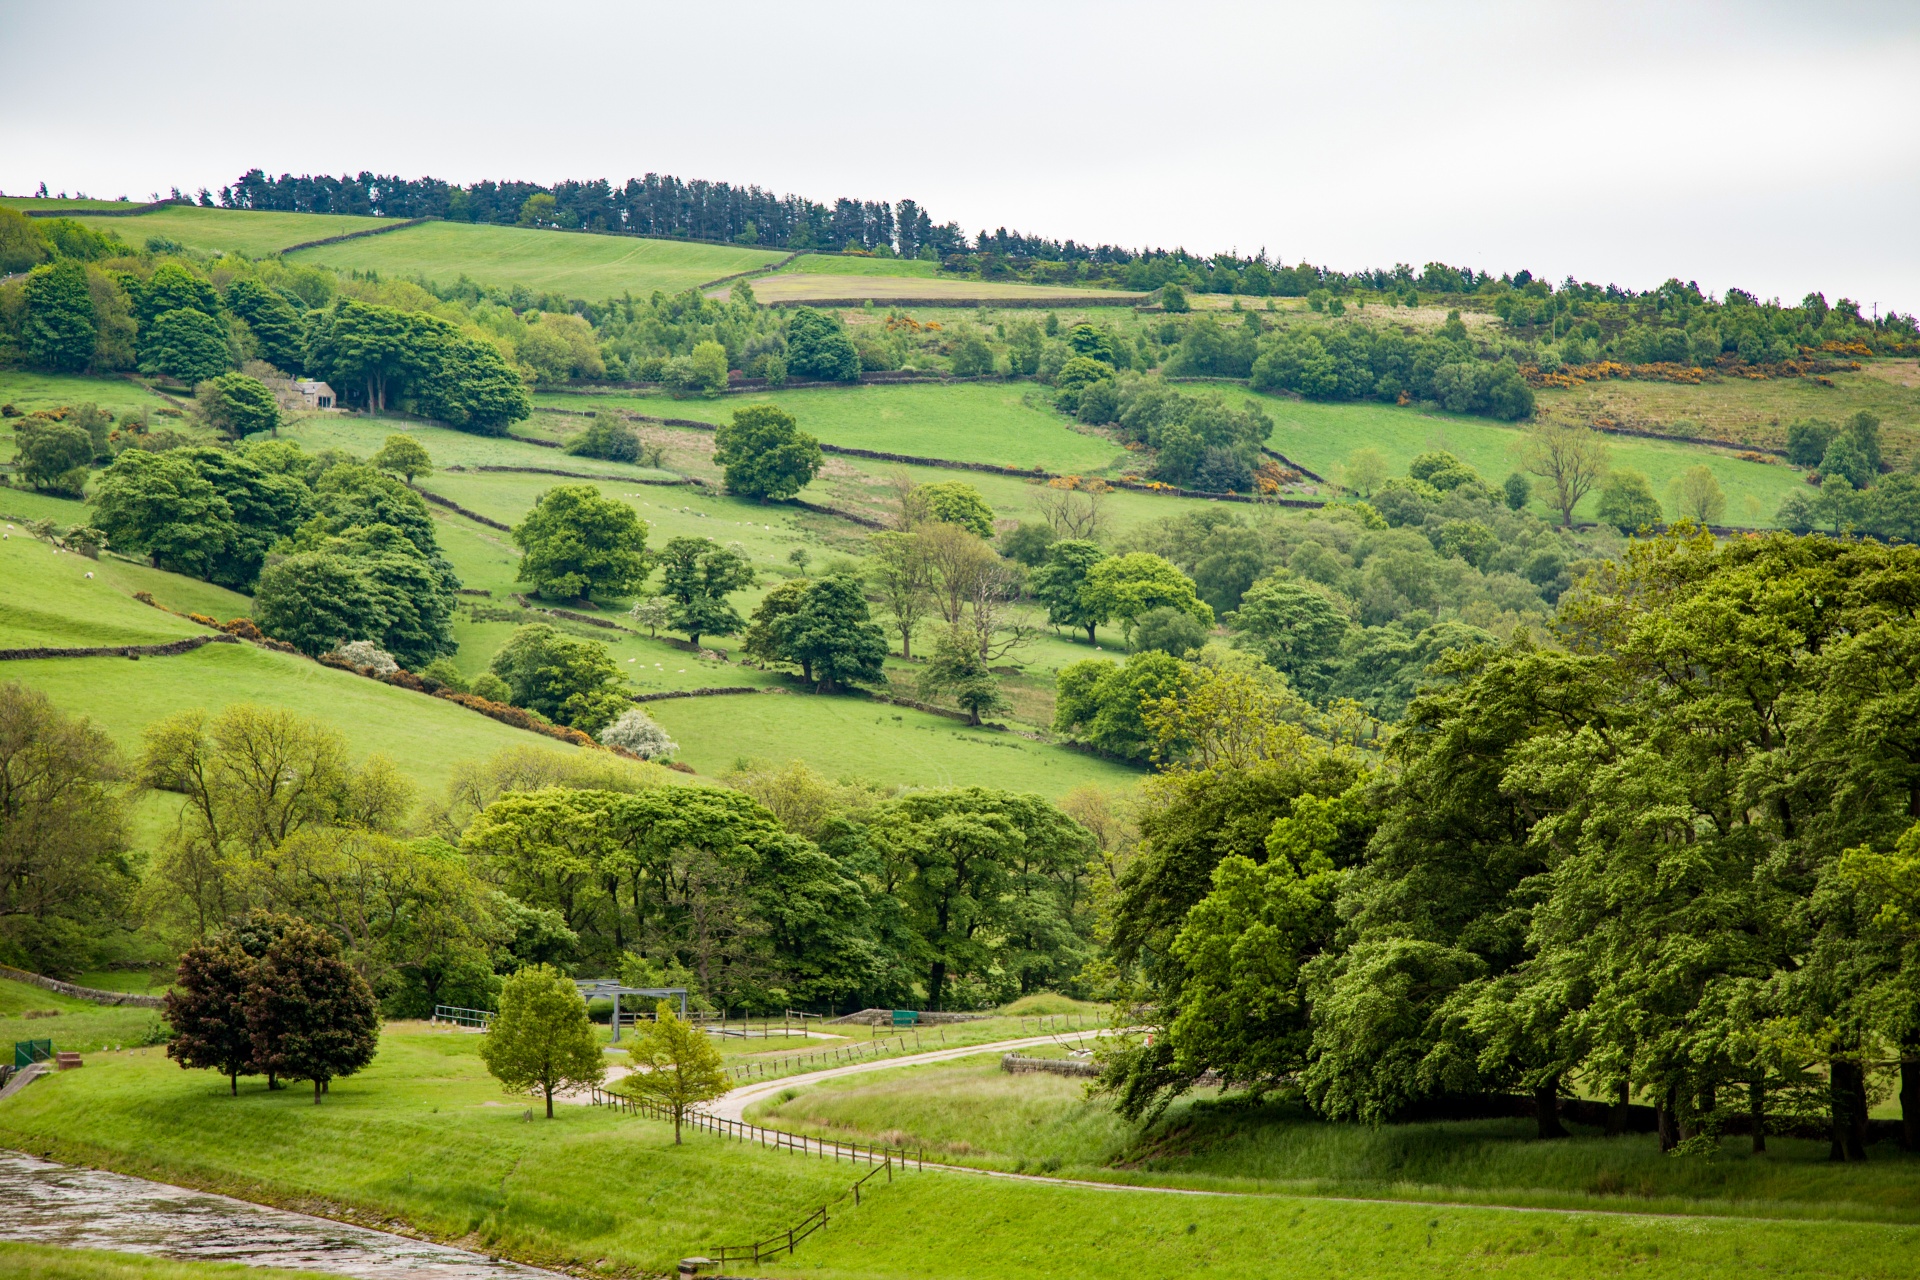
[599,708,678,760]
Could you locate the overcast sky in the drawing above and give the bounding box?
[5,0,1917,310]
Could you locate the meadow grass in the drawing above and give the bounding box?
[287,222,787,300]
[1247,392,1804,525]
[734,274,1146,305]
[536,382,1130,474]
[3,1027,1917,1280]
[0,642,576,799]
[0,1243,334,1280]
[0,535,216,648]
[0,975,162,1055]
[774,255,943,279]
[0,371,179,417]
[0,197,146,212]
[62,206,391,257]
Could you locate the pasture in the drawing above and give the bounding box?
[287,221,788,299]
[733,273,1147,306]
[59,205,391,257]
[1,1027,1915,1280]
[0,1244,333,1280]
[0,977,161,1056]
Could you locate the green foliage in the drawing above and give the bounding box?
[512,484,651,601]
[745,575,888,692]
[304,299,529,433]
[93,447,311,589]
[1030,539,1110,642]
[563,414,640,463]
[621,1001,728,1140]
[998,521,1056,568]
[479,964,604,1117]
[1230,578,1351,693]
[1595,469,1664,533]
[223,278,306,374]
[488,623,629,732]
[917,624,1008,727]
[1110,384,1270,488]
[0,206,48,274]
[139,307,231,385]
[367,433,432,482]
[785,306,860,381]
[1159,282,1190,312]
[1251,325,1533,421]
[194,373,280,438]
[1502,471,1531,510]
[657,535,754,648]
[910,481,995,539]
[13,416,93,495]
[1083,552,1215,637]
[713,403,823,501]
[22,261,98,373]
[1053,650,1192,762]
[253,552,384,657]
[1128,605,1209,656]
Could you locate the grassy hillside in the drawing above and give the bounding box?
[0,976,159,1054]
[2,1031,1915,1280]
[287,221,787,299]
[58,205,391,256]
[538,382,1130,473]
[0,371,178,418]
[0,1244,334,1280]
[0,534,251,647]
[737,273,1146,305]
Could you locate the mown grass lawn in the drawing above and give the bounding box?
[0,1243,332,1280]
[62,205,391,257]
[288,222,787,300]
[4,1026,1917,1280]
[0,978,161,1055]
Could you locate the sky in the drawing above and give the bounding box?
[4,0,1917,310]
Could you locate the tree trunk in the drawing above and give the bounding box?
[1749,1078,1767,1153]
[312,1077,322,1105]
[1534,1080,1568,1139]
[674,1106,683,1145]
[545,1081,555,1119]
[267,1072,279,1091]
[1902,1058,1920,1152]
[1830,1060,1868,1162]
[899,627,912,660]
[927,960,947,1012]
[1605,1083,1628,1138]
[1085,623,1097,645]
[230,1071,238,1096]
[1657,1086,1678,1152]
[366,376,376,415]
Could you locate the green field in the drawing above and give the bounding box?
[778,254,942,279]
[738,274,1147,305]
[0,977,161,1054]
[0,371,179,418]
[2,1028,1916,1280]
[56,205,392,257]
[287,221,788,299]
[1250,393,1803,525]
[0,1243,333,1280]
[537,382,1130,473]
[0,534,229,648]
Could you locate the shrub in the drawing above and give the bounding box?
[599,708,678,759]
[420,657,469,692]
[332,640,398,673]
[470,672,511,703]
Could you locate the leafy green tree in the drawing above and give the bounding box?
[1595,470,1663,533]
[416,332,531,434]
[1786,419,1836,468]
[785,307,860,381]
[140,307,232,385]
[368,434,433,483]
[254,553,384,657]
[867,530,935,658]
[658,536,754,649]
[1666,464,1726,524]
[303,300,418,414]
[136,262,221,324]
[512,484,651,601]
[866,786,1093,1008]
[1820,435,1875,490]
[1129,606,1209,656]
[624,1001,728,1141]
[909,481,995,538]
[998,521,1056,567]
[747,575,887,692]
[164,939,256,1094]
[1030,539,1110,644]
[1523,423,1609,527]
[950,331,995,376]
[917,624,1007,726]
[22,261,97,372]
[1230,579,1350,691]
[479,964,605,1118]
[194,373,280,438]
[1007,321,1044,375]
[564,415,640,463]
[90,450,239,580]
[1342,447,1388,498]
[245,918,380,1104]
[713,403,823,501]
[14,417,93,495]
[1502,471,1532,510]
[224,278,306,374]
[488,623,630,732]
[0,205,47,274]
[1083,552,1214,639]
[1052,650,1193,762]
[690,340,729,393]
[1160,283,1190,312]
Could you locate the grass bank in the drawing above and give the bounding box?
[0,1243,331,1280]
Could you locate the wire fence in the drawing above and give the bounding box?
[430,1005,492,1029]
[587,1087,912,1265]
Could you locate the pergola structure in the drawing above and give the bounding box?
[574,980,688,1042]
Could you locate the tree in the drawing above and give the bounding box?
[628,595,671,638]
[0,205,48,274]
[599,708,677,759]
[1030,539,1110,644]
[512,484,651,601]
[908,482,995,539]
[657,536,754,650]
[565,414,640,463]
[1129,606,1209,656]
[1820,436,1875,490]
[918,625,1007,725]
[1342,447,1388,497]
[1595,470,1663,533]
[1667,464,1726,524]
[1083,552,1214,639]
[1230,579,1350,692]
[1052,651,1193,762]
[1160,283,1190,313]
[369,434,433,483]
[13,417,93,495]
[690,340,729,394]
[224,278,306,375]
[165,939,257,1094]
[1787,419,1836,468]
[867,531,934,658]
[140,308,232,385]
[479,965,605,1118]
[245,918,380,1104]
[623,1001,729,1141]
[998,521,1056,567]
[785,307,860,381]
[303,300,418,414]
[22,261,96,372]
[713,404,823,501]
[90,450,238,581]
[136,263,221,324]
[194,373,280,439]
[748,576,887,692]
[1523,423,1609,526]
[253,552,384,657]
[1502,472,1532,510]
[0,683,132,975]
[489,623,630,732]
